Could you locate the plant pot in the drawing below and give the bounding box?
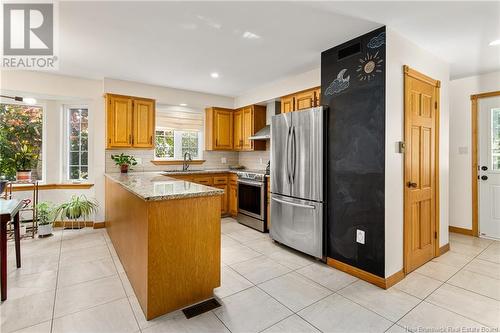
[16,170,32,181]
[120,165,129,173]
[0,180,7,195]
[38,224,53,237]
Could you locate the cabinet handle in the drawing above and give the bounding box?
[129,134,132,144]
[150,136,153,144]
[216,139,218,146]
[108,138,111,144]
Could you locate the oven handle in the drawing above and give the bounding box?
[271,197,316,209]
[237,179,264,187]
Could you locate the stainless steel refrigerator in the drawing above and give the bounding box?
[270,106,324,259]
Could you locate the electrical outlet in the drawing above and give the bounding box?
[221,157,227,164]
[356,229,365,244]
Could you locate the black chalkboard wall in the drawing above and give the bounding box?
[321,27,386,277]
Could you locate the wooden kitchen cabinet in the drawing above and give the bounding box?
[233,105,266,151]
[215,184,228,215]
[233,109,243,150]
[229,174,238,217]
[106,93,155,149]
[280,87,321,113]
[205,107,233,151]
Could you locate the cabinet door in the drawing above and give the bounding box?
[295,89,315,111]
[313,87,321,107]
[281,95,294,113]
[215,184,228,215]
[107,95,133,148]
[242,106,253,150]
[214,109,233,150]
[229,183,238,217]
[233,109,243,151]
[133,99,155,148]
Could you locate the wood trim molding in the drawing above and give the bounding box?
[471,90,500,100]
[439,243,450,256]
[53,221,94,228]
[326,258,404,289]
[93,222,106,229]
[403,65,441,87]
[150,160,206,166]
[11,183,94,192]
[470,90,500,238]
[449,226,473,236]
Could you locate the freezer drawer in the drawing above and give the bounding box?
[270,194,323,258]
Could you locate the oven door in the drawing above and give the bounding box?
[238,179,265,220]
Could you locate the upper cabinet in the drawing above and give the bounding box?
[280,86,321,113]
[205,105,266,151]
[234,105,266,151]
[205,107,234,151]
[106,93,155,149]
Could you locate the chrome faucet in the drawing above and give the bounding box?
[182,152,192,171]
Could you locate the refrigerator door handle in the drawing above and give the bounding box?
[271,196,316,210]
[286,126,292,184]
[292,126,297,183]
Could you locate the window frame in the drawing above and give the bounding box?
[0,99,47,183]
[154,127,203,161]
[63,104,91,183]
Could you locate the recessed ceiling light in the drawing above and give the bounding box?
[242,31,260,39]
[489,39,500,46]
[210,72,219,79]
[179,103,188,107]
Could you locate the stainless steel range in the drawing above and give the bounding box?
[236,170,267,232]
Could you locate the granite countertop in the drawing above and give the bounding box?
[160,169,236,175]
[105,172,224,201]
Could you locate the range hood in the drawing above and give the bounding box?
[249,100,279,140]
[249,125,270,140]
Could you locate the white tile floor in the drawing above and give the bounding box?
[1,218,499,333]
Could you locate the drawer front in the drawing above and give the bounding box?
[213,176,228,185]
[194,176,213,185]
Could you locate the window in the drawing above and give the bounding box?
[0,103,43,180]
[67,107,89,180]
[492,108,500,170]
[154,105,204,160]
[154,128,202,160]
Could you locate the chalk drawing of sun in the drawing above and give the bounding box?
[357,51,383,81]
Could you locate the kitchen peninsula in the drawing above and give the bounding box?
[104,172,223,320]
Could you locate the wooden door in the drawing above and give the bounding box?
[242,106,253,150]
[133,99,155,148]
[107,95,133,148]
[233,109,243,151]
[229,182,238,217]
[215,184,228,215]
[213,109,233,150]
[295,89,315,111]
[281,95,294,113]
[404,66,440,273]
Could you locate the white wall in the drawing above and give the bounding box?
[449,71,500,229]
[385,29,451,277]
[234,68,320,108]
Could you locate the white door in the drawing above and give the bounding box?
[479,96,500,239]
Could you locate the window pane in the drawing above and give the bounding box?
[492,108,500,170]
[67,107,89,180]
[155,129,174,158]
[0,104,43,180]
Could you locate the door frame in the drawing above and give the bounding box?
[403,65,441,274]
[471,90,500,237]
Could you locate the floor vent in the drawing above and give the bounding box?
[182,298,221,319]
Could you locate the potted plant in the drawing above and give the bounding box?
[36,202,54,237]
[53,195,99,229]
[10,144,39,180]
[111,153,137,173]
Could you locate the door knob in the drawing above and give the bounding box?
[407,182,418,188]
[481,175,488,181]
[481,166,488,171]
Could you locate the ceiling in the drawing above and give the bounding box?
[56,1,499,97]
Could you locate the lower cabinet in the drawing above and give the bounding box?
[229,174,238,217]
[169,173,232,217]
